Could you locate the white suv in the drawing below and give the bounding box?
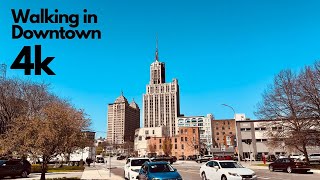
[124,157,150,180]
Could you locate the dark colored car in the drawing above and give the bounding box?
[212,155,233,160]
[178,155,185,160]
[172,156,177,162]
[269,158,310,173]
[137,161,182,180]
[267,154,276,162]
[0,159,31,178]
[117,155,127,160]
[187,155,198,161]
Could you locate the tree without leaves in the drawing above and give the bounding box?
[0,79,91,180]
[148,143,156,153]
[256,66,320,164]
[162,137,172,156]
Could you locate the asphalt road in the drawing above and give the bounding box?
[109,160,320,180]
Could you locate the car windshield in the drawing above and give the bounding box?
[0,160,6,166]
[131,159,149,166]
[219,162,243,168]
[149,164,175,173]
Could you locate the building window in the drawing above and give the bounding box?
[216,132,219,135]
[181,129,183,134]
[175,138,177,143]
[216,127,218,130]
[159,145,162,149]
[145,130,149,135]
[229,132,232,135]
[159,139,162,143]
[222,132,225,135]
[181,144,184,149]
[193,129,196,133]
[181,137,183,141]
[222,127,225,130]
[175,144,177,149]
[154,145,156,149]
[152,130,155,134]
[185,137,187,141]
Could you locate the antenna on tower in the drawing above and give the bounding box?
[0,63,7,80]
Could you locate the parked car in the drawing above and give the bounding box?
[269,158,310,173]
[124,157,150,180]
[187,155,198,161]
[308,153,320,164]
[267,154,276,162]
[117,155,127,160]
[172,156,177,162]
[200,160,257,180]
[150,155,175,164]
[0,159,31,179]
[178,155,185,160]
[137,161,182,180]
[289,154,302,160]
[196,155,213,163]
[96,157,105,163]
[213,155,233,161]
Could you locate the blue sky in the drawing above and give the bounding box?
[1,0,320,138]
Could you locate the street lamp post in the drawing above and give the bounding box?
[222,104,240,163]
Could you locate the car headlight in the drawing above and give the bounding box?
[252,173,256,176]
[131,169,140,173]
[177,176,183,180]
[228,172,240,177]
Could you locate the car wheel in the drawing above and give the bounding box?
[21,170,28,178]
[221,175,227,180]
[201,172,207,180]
[269,165,274,172]
[287,166,292,173]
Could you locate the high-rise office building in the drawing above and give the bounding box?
[106,93,140,144]
[143,41,180,136]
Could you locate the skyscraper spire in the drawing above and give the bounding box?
[155,34,159,61]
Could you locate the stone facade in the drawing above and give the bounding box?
[106,93,140,145]
[143,49,180,136]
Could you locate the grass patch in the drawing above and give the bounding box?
[31,164,84,173]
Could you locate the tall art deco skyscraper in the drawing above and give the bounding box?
[143,40,180,136]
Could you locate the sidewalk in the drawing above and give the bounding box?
[80,166,123,180]
[241,161,320,174]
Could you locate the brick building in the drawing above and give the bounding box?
[147,127,200,158]
[212,119,236,148]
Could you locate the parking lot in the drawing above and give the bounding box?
[110,159,320,180]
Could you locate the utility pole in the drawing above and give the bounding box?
[222,104,240,163]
